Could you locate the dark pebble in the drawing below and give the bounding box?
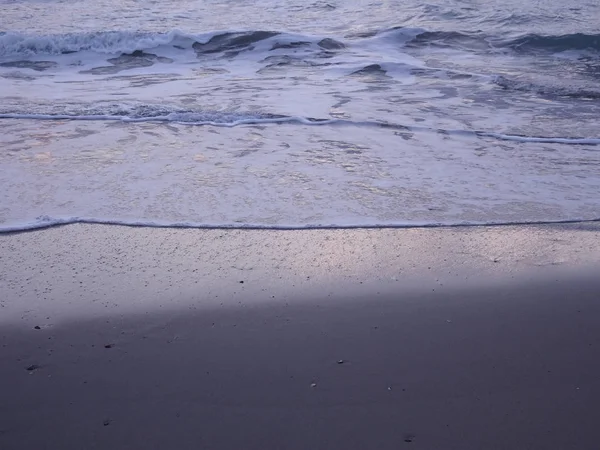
[34,326,41,330]
[239,280,244,284]
[103,419,111,426]
[337,359,345,364]
[26,364,40,371]
[104,344,113,349]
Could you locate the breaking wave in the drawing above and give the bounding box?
[0,29,346,57]
[3,28,600,60]
[0,30,201,56]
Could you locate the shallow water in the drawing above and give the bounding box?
[1,0,599,230]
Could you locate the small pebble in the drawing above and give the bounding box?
[34,326,41,330]
[104,344,113,349]
[26,364,40,372]
[337,359,345,364]
[103,419,111,426]
[310,383,317,388]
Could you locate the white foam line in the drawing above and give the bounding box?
[392,124,600,146]
[0,113,341,127]
[1,216,599,234]
[160,117,342,127]
[476,131,600,145]
[1,113,598,145]
[0,30,211,56]
[0,29,328,57]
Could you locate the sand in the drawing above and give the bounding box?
[1,223,600,449]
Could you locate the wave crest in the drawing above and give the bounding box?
[0,30,221,56]
[3,28,600,59]
[0,30,346,58]
[505,33,600,53]
[402,28,600,56]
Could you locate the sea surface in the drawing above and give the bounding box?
[1,0,599,230]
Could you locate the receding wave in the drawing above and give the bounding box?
[1,105,598,145]
[0,110,335,126]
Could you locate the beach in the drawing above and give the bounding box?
[3,0,600,448]
[2,223,600,449]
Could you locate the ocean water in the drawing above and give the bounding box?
[1,0,599,230]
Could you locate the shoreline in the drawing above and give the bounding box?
[2,223,600,449]
[2,216,600,235]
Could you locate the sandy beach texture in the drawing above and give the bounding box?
[1,223,600,449]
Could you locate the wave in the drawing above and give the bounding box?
[1,105,598,145]
[2,215,599,234]
[504,33,600,53]
[405,30,491,51]
[3,28,600,60]
[0,29,347,58]
[0,111,336,126]
[0,30,202,56]
[493,75,600,100]
[399,28,600,56]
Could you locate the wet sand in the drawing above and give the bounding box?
[1,223,600,449]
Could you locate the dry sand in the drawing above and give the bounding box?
[1,223,600,449]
